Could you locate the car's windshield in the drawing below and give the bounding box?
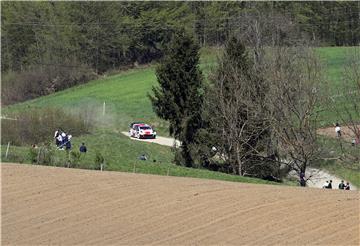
[140,126,151,130]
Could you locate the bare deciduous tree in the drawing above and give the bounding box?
[265,46,323,177]
[204,13,324,183]
[328,47,360,165]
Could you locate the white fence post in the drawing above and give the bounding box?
[5,142,10,158]
[103,101,106,116]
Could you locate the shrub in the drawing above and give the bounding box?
[94,151,104,170]
[1,63,96,105]
[36,142,56,166]
[69,150,81,168]
[29,147,38,164]
[1,107,91,146]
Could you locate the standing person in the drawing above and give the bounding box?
[65,135,72,150]
[338,180,345,189]
[79,142,87,153]
[56,133,63,149]
[299,172,306,187]
[54,129,60,146]
[61,131,67,146]
[344,182,351,190]
[335,123,341,137]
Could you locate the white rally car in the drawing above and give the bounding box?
[129,123,156,139]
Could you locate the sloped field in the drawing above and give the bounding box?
[2,163,359,245]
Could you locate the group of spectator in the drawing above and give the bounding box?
[54,129,72,150]
[54,129,87,153]
[323,180,351,190]
[53,129,87,153]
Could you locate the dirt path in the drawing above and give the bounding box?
[2,163,359,245]
[121,131,181,147]
[301,168,356,190]
[123,131,355,190]
[317,124,360,141]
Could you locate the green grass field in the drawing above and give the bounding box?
[2,46,358,186]
[1,129,278,185]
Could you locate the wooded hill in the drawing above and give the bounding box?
[2,1,359,105]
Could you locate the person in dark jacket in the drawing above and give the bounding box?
[299,172,306,187]
[338,180,345,189]
[344,182,351,190]
[79,143,87,153]
[65,135,72,150]
[327,180,333,189]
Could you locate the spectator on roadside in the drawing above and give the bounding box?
[61,131,67,146]
[344,182,351,190]
[79,142,87,153]
[335,123,341,137]
[300,172,306,187]
[327,180,333,189]
[139,154,147,161]
[338,180,345,189]
[56,133,63,149]
[65,135,72,150]
[323,180,332,189]
[54,129,61,146]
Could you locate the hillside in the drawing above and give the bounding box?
[3,47,357,129]
[2,164,359,245]
[1,46,358,186]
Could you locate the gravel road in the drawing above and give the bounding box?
[121,131,181,147]
[122,131,357,190]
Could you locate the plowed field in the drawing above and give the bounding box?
[2,163,359,245]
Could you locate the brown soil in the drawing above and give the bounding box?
[317,124,360,141]
[2,163,359,245]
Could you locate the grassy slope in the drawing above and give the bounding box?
[1,132,277,185]
[1,47,357,186]
[1,61,275,185]
[316,47,358,126]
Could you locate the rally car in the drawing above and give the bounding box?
[129,123,156,139]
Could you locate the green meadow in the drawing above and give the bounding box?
[2,46,358,186]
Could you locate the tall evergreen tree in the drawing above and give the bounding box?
[149,31,204,167]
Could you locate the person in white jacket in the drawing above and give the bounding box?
[335,123,341,137]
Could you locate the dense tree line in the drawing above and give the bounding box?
[2,1,359,105]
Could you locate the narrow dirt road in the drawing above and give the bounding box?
[2,163,359,245]
[121,131,181,147]
[317,124,360,141]
[123,132,356,190]
[305,168,356,190]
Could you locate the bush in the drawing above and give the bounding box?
[29,147,38,163]
[94,151,104,170]
[1,107,91,146]
[69,150,81,168]
[23,143,57,166]
[1,63,96,105]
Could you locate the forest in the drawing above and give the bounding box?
[2,1,359,105]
